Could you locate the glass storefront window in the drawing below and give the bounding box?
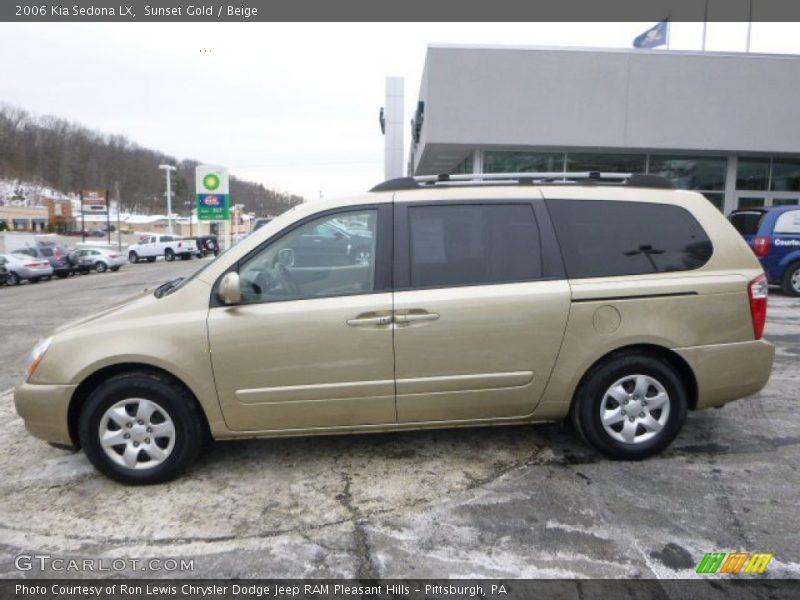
[483,151,564,173]
[566,153,646,173]
[701,193,724,210]
[450,154,474,175]
[737,158,770,190]
[738,197,765,209]
[770,159,800,192]
[772,198,800,206]
[648,155,726,190]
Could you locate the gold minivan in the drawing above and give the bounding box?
[15,173,775,484]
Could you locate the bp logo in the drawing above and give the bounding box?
[203,173,221,191]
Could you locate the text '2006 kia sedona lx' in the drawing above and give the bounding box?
[15,172,775,484]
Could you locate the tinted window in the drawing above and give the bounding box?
[547,200,713,278]
[40,248,54,257]
[729,211,765,236]
[408,204,542,288]
[238,209,378,304]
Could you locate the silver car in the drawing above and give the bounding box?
[74,248,126,273]
[2,253,54,285]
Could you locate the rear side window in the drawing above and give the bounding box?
[40,248,54,257]
[729,211,765,236]
[774,210,800,234]
[547,200,713,278]
[408,204,542,288]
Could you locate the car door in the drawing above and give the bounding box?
[207,204,396,432]
[392,192,571,423]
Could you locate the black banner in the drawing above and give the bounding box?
[3,580,800,600]
[4,0,800,22]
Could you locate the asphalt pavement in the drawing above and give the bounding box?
[0,264,798,578]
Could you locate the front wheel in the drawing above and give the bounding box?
[164,249,175,262]
[129,251,139,264]
[571,354,688,460]
[78,372,205,484]
[7,272,20,286]
[781,262,800,297]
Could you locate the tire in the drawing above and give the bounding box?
[95,261,108,273]
[129,251,139,264]
[7,272,20,286]
[55,272,69,279]
[165,249,175,262]
[29,277,40,284]
[781,262,800,297]
[571,353,688,460]
[110,266,120,272]
[78,371,205,485]
[147,256,156,263]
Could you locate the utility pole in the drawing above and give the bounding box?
[115,181,122,251]
[159,164,177,235]
[105,189,111,245]
[80,191,85,243]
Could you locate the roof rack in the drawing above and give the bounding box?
[369,171,675,192]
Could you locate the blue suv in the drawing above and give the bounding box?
[729,206,800,296]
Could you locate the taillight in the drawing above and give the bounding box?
[54,248,62,259]
[748,274,768,340]
[753,236,771,258]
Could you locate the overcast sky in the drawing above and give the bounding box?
[1,21,799,200]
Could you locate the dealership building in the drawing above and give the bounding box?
[405,45,800,214]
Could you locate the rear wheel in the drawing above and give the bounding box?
[95,261,108,273]
[165,249,175,262]
[78,372,205,484]
[781,262,800,297]
[129,251,139,264]
[571,353,688,460]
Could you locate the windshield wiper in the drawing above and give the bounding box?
[153,277,184,298]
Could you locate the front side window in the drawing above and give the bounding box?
[238,209,378,304]
[408,204,542,288]
[547,200,713,278]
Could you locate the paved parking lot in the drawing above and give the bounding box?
[0,266,798,578]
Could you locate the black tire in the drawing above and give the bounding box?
[571,353,688,460]
[165,248,175,262]
[781,261,800,297]
[7,272,20,286]
[29,277,40,284]
[129,251,139,264]
[147,256,156,263]
[55,272,69,279]
[110,266,120,272]
[95,261,108,273]
[78,371,205,485]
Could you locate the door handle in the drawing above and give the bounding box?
[394,311,440,323]
[347,315,392,327]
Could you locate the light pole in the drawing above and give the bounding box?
[159,164,177,235]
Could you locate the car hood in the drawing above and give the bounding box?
[53,288,154,334]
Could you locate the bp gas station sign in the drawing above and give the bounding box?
[196,165,230,220]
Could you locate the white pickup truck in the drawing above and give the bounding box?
[127,234,198,263]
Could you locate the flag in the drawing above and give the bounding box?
[633,20,669,49]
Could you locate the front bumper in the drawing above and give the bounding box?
[676,340,775,410]
[13,382,77,446]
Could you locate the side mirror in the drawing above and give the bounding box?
[218,272,242,305]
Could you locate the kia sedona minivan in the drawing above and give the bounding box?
[15,172,775,484]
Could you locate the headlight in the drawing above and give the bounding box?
[25,337,52,381]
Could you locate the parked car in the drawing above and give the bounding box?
[0,256,8,285]
[14,172,774,484]
[729,206,800,296]
[191,235,220,258]
[12,243,72,279]
[73,248,126,273]
[251,217,272,232]
[1,252,54,284]
[282,219,372,267]
[127,234,198,263]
